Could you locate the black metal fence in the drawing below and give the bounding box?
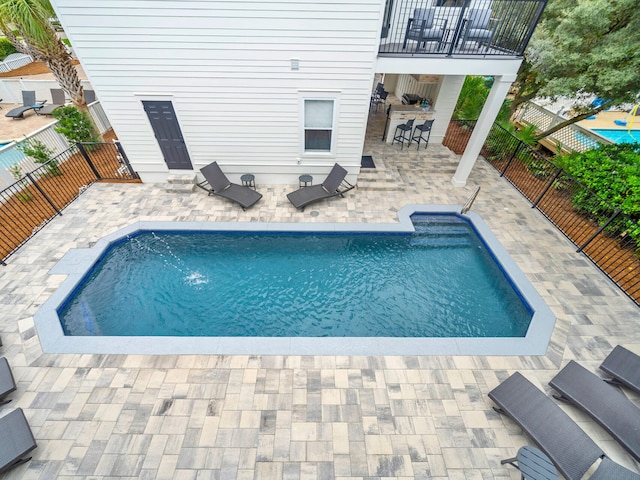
[0,141,138,263]
[444,120,640,307]
[379,0,547,57]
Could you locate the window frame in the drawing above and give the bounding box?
[299,91,339,157]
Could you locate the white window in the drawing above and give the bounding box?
[303,98,335,154]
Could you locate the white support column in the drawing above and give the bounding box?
[431,75,465,145]
[452,74,516,187]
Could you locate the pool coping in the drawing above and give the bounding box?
[34,205,556,356]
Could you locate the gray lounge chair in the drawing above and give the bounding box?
[0,357,16,405]
[489,372,640,480]
[600,345,640,395]
[5,91,46,119]
[287,163,355,211]
[197,161,262,210]
[84,89,96,103]
[38,89,66,115]
[549,360,640,462]
[0,408,37,474]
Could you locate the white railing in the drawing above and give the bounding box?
[514,102,613,153]
[0,100,111,189]
[0,53,33,73]
[88,100,111,134]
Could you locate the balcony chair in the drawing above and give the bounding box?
[411,119,434,151]
[402,8,448,52]
[370,89,388,113]
[392,118,414,150]
[459,9,498,52]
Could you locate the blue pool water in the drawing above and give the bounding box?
[58,214,533,338]
[592,128,640,144]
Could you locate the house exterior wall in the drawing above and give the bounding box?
[49,0,385,184]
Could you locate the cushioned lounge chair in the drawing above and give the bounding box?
[489,372,640,480]
[600,345,640,395]
[0,408,37,474]
[5,91,45,119]
[0,357,16,405]
[287,163,354,211]
[549,360,640,462]
[197,161,262,210]
[38,89,66,115]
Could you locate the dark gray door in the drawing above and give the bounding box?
[142,100,193,170]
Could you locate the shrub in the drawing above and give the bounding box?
[53,105,99,144]
[8,164,33,202]
[17,139,61,176]
[557,143,640,246]
[0,38,17,60]
[453,76,489,120]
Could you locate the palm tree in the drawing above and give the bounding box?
[0,0,86,108]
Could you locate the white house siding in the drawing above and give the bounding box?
[49,0,384,184]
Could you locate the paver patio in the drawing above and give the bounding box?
[0,109,639,479]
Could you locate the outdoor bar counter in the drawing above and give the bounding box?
[384,104,435,144]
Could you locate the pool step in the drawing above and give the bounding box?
[165,174,196,194]
[411,215,475,247]
[409,235,474,248]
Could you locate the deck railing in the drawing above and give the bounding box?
[0,100,113,190]
[444,120,640,307]
[0,141,138,264]
[379,0,547,57]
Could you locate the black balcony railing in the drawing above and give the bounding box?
[379,0,547,57]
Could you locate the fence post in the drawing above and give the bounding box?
[25,172,62,216]
[500,141,523,176]
[576,209,622,253]
[76,143,102,180]
[114,141,139,179]
[531,167,563,208]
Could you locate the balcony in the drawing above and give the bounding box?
[379,0,547,58]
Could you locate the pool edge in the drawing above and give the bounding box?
[35,205,556,356]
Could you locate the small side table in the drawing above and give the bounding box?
[501,446,558,480]
[240,174,256,190]
[299,174,313,187]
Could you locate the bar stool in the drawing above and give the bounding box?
[411,119,434,151]
[392,118,415,150]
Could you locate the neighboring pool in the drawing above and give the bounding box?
[591,128,640,144]
[35,206,555,355]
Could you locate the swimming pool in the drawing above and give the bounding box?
[591,128,640,144]
[35,205,555,355]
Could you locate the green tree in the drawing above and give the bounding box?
[0,0,88,108]
[514,0,640,139]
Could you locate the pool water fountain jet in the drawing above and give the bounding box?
[126,232,209,287]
